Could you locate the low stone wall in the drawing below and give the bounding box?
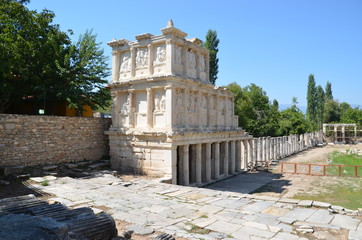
[0,114,111,167]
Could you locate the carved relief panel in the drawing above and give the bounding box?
[153,44,166,75]
[119,51,131,80]
[199,94,208,127]
[199,54,207,82]
[153,89,166,128]
[119,93,130,127]
[186,49,197,79]
[135,47,149,77]
[135,91,147,127]
[175,88,184,126]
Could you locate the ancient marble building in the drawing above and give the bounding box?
[106,20,252,186]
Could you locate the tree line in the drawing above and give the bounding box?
[225,77,362,137]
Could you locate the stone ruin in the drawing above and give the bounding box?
[323,123,359,144]
[106,20,253,186]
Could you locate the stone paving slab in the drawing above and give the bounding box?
[32,173,362,240]
[306,209,334,225]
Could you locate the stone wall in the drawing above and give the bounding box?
[0,114,111,167]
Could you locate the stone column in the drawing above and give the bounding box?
[147,44,154,75]
[257,138,262,165]
[224,97,228,128]
[128,90,135,127]
[146,88,153,128]
[334,126,337,143]
[182,46,188,76]
[265,137,270,161]
[253,138,258,167]
[207,93,211,128]
[241,140,247,170]
[183,145,190,186]
[230,140,236,174]
[165,86,175,129]
[195,143,202,185]
[171,147,177,184]
[236,140,241,172]
[214,142,220,179]
[130,47,136,77]
[166,40,174,75]
[111,51,120,83]
[248,139,254,168]
[205,143,211,182]
[195,92,202,129]
[183,89,189,128]
[214,95,219,128]
[342,126,346,143]
[223,141,229,175]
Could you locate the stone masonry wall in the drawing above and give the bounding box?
[0,114,111,167]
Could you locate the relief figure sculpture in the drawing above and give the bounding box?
[136,49,148,68]
[120,56,131,72]
[154,46,166,64]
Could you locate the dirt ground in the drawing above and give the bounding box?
[254,143,362,200]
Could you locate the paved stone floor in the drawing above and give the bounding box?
[32,171,362,240]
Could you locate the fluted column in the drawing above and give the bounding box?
[223,141,229,175]
[196,143,202,185]
[111,51,120,83]
[214,142,220,179]
[183,145,190,186]
[146,88,153,128]
[236,140,242,171]
[130,47,136,77]
[205,143,211,182]
[230,140,236,174]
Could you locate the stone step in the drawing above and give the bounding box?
[64,163,78,169]
[88,163,110,170]
[42,165,58,171]
[76,161,90,167]
[0,166,24,177]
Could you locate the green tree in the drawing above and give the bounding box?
[323,99,341,123]
[306,74,317,128]
[0,1,110,115]
[226,82,278,137]
[315,85,325,128]
[59,29,110,115]
[277,97,309,135]
[340,107,362,128]
[204,30,219,85]
[325,81,333,100]
[0,0,71,113]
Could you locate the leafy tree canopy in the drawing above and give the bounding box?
[0,0,110,115]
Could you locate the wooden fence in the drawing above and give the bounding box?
[280,162,362,177]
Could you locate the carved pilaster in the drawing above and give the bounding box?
[112,52,120,83]
[130,47,136,77]
[147,44,154,75]
[128,90,135,127]
[146,88,153,128]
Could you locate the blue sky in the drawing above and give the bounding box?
[27,0,362,107]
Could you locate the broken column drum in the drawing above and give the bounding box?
[106,21,252,186]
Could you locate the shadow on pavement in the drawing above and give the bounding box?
[204,171,290,195]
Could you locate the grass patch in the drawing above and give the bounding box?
[185,223,210,234]
[293,178,362,210]
[326,152,362,176]
[40,180,49,186]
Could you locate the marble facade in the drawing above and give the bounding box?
[106,21,252,185]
